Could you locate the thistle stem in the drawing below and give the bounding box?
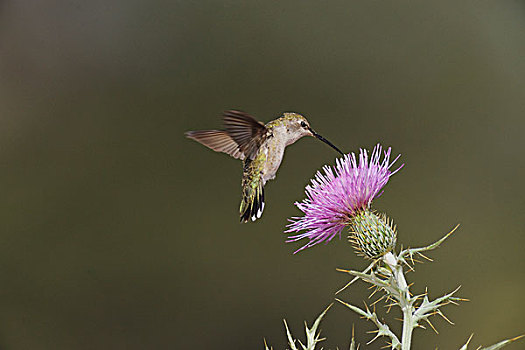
[383,252,408,298]
[401,306,414,350]
[383,252,414,350]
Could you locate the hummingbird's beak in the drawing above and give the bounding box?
[308,127,344,156]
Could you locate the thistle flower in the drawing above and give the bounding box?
[286,144,403,255]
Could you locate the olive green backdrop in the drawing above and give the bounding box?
[0,1,524,349]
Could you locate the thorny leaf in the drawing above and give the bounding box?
[336,299,401,349]
[279,304,332,350]
[458,334,524,350]
[398,224,459,265]
[478,334,525,350]
[413,286,463,323]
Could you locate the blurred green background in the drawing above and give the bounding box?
[1,1,524,349]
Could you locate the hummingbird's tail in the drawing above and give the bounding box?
[240,175,265,223]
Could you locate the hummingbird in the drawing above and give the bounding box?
[185,110,344,223]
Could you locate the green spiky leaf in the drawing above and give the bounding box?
[272,304,332,350]
[458,334,524,350]
[479,334,525,350]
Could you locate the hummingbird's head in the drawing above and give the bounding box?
[281,113,344,155]
[281,113,312,143]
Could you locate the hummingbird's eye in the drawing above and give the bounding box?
[300,121,307,128]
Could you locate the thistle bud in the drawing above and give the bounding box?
[348,210,396,259]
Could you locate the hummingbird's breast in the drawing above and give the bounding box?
[261,135,287,183]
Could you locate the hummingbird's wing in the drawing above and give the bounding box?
[185,130,246,160]
[223,110,267,160]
